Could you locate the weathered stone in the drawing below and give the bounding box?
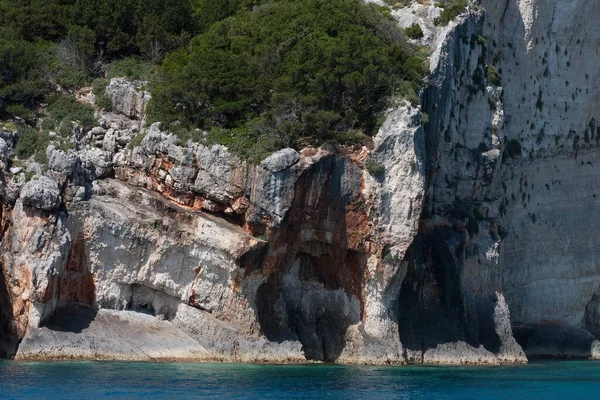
[102,128,118,154]
[116,135,132,146]
[193,144,246,204]
[259,148,299,173]
[20,176,61,210]
[105,78,151,119]
[0,138,9,167]
[49,150,77,175]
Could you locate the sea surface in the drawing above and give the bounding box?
[1,360,599,399]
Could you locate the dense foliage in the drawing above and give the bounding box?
[433,0,468,27]
[0,0,211,120]
[149,0,428,160]
[1,0,428,162]
[405,23,424,40]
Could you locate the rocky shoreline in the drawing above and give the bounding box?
[3,0,600,365]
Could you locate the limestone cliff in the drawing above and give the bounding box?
[0,0,599,364]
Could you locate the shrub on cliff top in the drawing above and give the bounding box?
[405,23,424,40]
[434,0,468,26]
[148,0,428,160]
[15,125,49,161]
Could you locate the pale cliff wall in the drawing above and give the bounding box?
[412,0,600,359]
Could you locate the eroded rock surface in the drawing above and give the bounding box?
[3,0,600,365]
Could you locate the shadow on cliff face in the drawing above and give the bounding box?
[0,266,17,357]
[254,156,368,362]
[41,305,97,333]
[513,321,597,359]
[397,228,506,357]
[40,232,97,334]
[398,228,473,353]
[57,233,95,307]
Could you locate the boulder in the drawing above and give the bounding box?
[0,138,8,167]
[20,176,61,210]
[260,148,299,173]
[105,78,151,119]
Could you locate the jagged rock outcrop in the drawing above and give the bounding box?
[105,78,151,120]
[20,176,62,211]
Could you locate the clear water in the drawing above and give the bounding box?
[1,360,600,399]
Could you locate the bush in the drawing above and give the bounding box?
[365,159,385,177]
[15,126,49,160]
[433,0,468,26]
[383,0,412,8]
[42,96,96,137]
[148,0,428,159]
[129,132,145,148]
[0,34,49,120]
[405,23,424,40]
[108,57,155,81]
[92,78,112,110]
[485,65,501,86]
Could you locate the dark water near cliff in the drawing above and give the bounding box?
[1,360,600,399]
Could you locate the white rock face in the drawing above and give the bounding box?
[105,78,151,120]
[405,0,600,361]
[372,105,425,259]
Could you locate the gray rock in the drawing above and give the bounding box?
[79,148,113,180]
[0,138,9,166]
[25,162,43,177]
[0,130,18,149]
[102,128,118,154]
[169,165,197,188]
[20,176,61,210]
[260,148,299,173]
[513,322,599,359]
[89,126,106,138]
[105,78,151,119]
[73,186,86,202]
[116,135,132,146]
[193,144,246,203]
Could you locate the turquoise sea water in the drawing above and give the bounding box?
[1,360,600,399]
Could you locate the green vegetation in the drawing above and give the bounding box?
[405,23,424,40]
[108,57,155,81]
[15,125,49,161]
[383,0,412,8]
[0,34,49,122]
[485,65,501,86]
[0,0,204,120]
[365,159,385,177]
[129,132,145,148]
[92,78,112,110]
[434,0,468,27]
[41,97,96,134]
[149,0,428,160]
[1,0,429,162]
